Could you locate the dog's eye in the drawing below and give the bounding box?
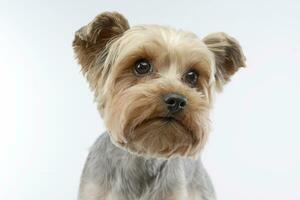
[134,59,153,75]
[183,70,198,87]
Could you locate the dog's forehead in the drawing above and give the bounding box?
[121,25,208,51]
[111,25,213,70]
[109,25,214,77]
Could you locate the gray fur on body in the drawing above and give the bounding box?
[79,132,216,200]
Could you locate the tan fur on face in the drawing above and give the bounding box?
[73,12,246,158]
[99,26,215,114]
[98,26,214,158]
[105,77,211,158]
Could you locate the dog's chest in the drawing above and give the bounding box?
[103,165,204,200]
[78,134,215,200]
[104,188,204,200]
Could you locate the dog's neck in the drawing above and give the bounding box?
[90,132,187,199]
[102,132,177,178]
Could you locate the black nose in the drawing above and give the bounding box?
[163,93,187,113]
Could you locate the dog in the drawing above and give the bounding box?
[72,11,246,200]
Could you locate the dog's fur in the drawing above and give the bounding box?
[73,11,246,200]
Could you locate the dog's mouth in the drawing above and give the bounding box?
[123,115,199,157]
[154,116,182,124]
[136,116,193,136]
[140,116,178,124]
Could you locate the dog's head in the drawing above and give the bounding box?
[73,12,246,158]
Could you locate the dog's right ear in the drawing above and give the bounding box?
[203,32,246,91]
[72,12,130,73]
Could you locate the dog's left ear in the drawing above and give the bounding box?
[203,32,246,90]
[72,12,130,74]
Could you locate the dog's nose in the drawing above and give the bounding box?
[163,93,187,113]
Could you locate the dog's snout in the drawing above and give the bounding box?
[163,93,187,113]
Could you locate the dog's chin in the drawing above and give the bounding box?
[122,117,199,158]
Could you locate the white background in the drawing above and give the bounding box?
[1,0,300,199]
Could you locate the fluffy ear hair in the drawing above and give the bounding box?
[203,32,246,90]
[72,12,130,73]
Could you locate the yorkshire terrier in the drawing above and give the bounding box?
[73,11,246,200]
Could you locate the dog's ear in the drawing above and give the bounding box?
[203,32,246,90]
[72,12,130,73]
